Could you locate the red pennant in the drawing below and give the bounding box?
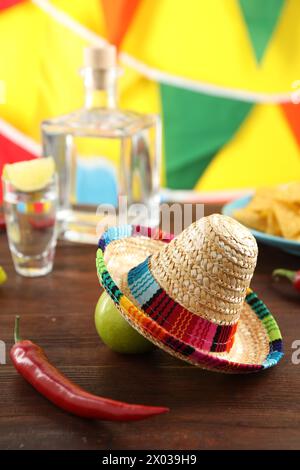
[0,133,37,202]
[281,102,300,148]
[0,0,25,11]
[101,0,140,48]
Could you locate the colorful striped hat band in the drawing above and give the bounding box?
[96,215,284,373]
[127,257,238,353]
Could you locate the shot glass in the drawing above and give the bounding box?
[2,174,58,277]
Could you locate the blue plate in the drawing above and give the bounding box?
[222,195,300,256]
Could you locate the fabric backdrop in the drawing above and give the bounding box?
[0,0,300,202]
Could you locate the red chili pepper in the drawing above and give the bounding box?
[10,317,169,421]
[272,268,300,292]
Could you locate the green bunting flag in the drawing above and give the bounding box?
[239,0,285,63]
[160,84,252,189]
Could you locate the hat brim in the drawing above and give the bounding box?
[96,226,283,373]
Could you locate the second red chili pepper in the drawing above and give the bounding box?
[10,317,169,421]
[272,268,300,292]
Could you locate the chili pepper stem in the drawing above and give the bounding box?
[14,315,21,344]
[272,269,295,283]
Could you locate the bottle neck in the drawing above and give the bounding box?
[84,87,117,109]
[82,67,118,110]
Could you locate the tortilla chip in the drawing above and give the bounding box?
[273,201,300,240]
[275,182,300,204]
[266,209,282,236]
[234,207,267,232]
[247,188,277,213]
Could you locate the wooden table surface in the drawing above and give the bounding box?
[0,205,300,450]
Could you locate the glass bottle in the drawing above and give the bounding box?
[41,46,161,243]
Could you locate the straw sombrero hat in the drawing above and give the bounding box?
[96,214,283,373]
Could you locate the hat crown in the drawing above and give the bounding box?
[150,214,258,325]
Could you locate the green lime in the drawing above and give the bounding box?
[0,266,7,285]
[95,292,154,354]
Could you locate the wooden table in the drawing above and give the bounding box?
[0,205,300,450]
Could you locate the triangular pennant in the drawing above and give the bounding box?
[280,103,300,148]
[160,84,252,189]
[101,0,140,48]
[239,0,285,63]
[0,0,25,11]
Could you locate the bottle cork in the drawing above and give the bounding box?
[84,45,117,70]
